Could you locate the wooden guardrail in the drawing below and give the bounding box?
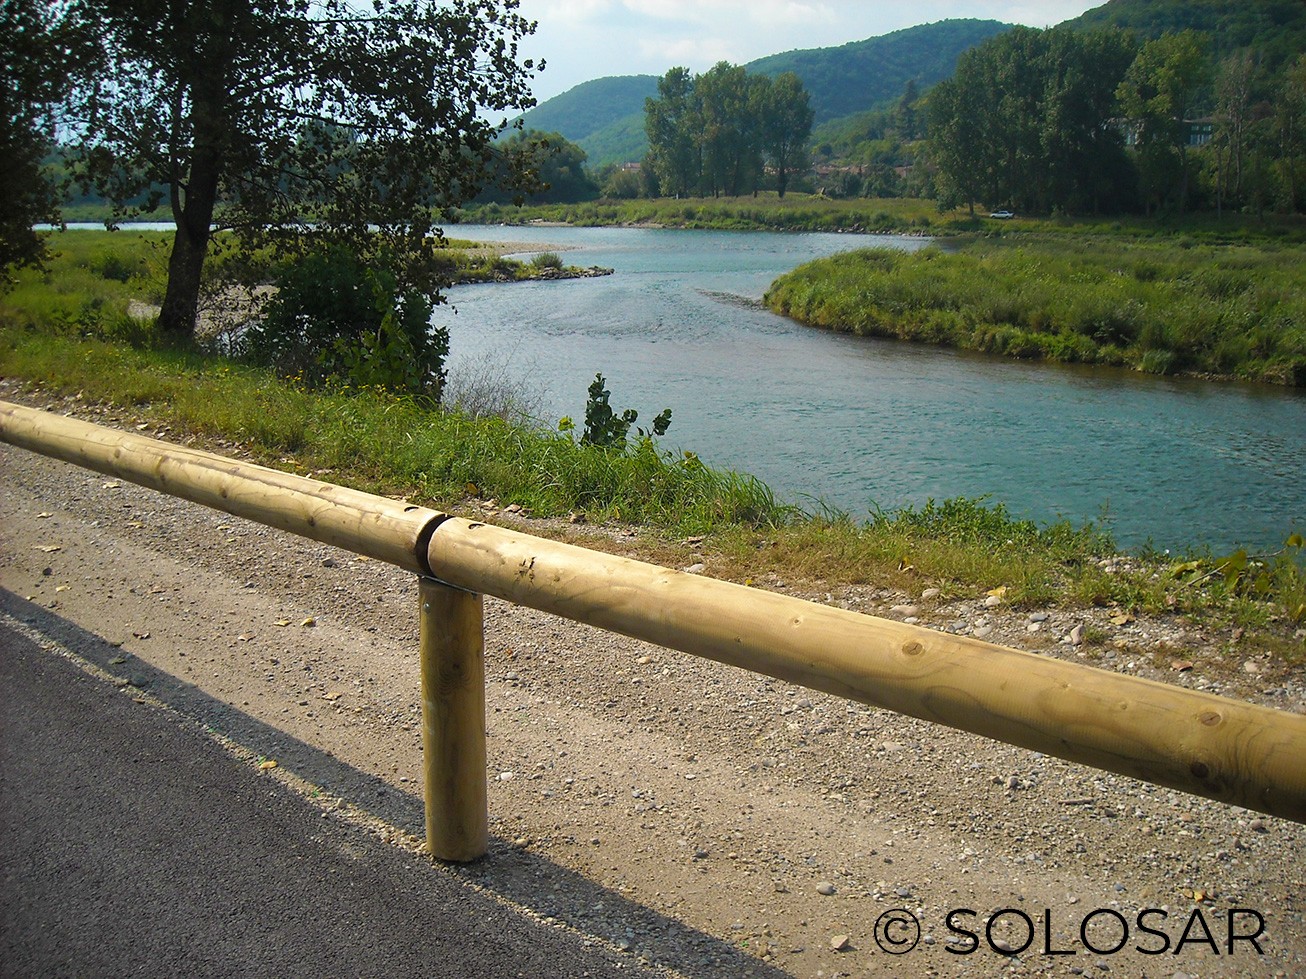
[2,399,1304,863]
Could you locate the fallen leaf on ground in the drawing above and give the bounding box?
[103,481,121,489]
[1110,613,1135,626]
[1171,660,1194,672]
[34,545,62,553]
[274,620,291,627]
[300,617,316,627]
[259,760,278,770]
[36,512,53,519]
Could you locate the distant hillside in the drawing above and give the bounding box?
[747,19,1011,125]
[518,19,1011,167]
[1064,0,1306,72]
[577,113,650,169]
[516,76,657,154]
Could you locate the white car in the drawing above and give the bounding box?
[989,209,1015,219]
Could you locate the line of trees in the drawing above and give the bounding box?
[927,25,1306,216]
[644,64,814,198]
[928,28,1139,215]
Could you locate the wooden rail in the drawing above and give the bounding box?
[3,399,1304,864]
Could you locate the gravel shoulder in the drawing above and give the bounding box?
[1,400,1303,978]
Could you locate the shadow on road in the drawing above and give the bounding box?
[1,588,792,978]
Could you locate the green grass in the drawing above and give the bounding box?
[461,193,956,234]
[765,235,1306,386]
[460,193,1306,241]
[2,229,172,337]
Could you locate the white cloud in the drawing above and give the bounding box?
[643,35,742,68]
[530,0,614,22]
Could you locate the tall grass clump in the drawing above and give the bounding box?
[765,236,1306,386]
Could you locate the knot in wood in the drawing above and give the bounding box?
[901,640,924,657]
[1198,710,1222,727]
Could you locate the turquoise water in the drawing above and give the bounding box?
[437,225,1305,552]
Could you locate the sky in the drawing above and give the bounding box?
[511,0,1109,105]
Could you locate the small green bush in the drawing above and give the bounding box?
[578,373,671,449]
[240,245,447,400]
[1139,349,1177,375]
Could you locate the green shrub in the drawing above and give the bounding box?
[240,245,447,400]
[576,372,672,449]
[93,252,140,283]
[1139,349,1177,375]
[1042,331,1098,363]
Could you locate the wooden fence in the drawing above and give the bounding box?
[2,399,1303,861]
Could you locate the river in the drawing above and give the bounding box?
[436,224,1304,554]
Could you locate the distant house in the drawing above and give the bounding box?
[1186,118,1214,147]
[1117,118,1216,148]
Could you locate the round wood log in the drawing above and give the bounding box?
[0,400,443,573]
[426,517,1306,822]
[419,578,488,862]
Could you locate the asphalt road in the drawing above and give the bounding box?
[0,616,665,979]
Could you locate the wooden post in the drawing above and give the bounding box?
[418,577,488,862]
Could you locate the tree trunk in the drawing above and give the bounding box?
[158,223,210,339]
[157,118,224,340]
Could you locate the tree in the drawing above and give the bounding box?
[695,62,760,197]
[1212,51,1259,212]
[1,0,92,278]
[1038,29,1138,214]
[63,0,538,338]
[927,68,994,214]
[1117,31,1210,215]
[644,67,699,198]
[646,63,812,199]
[757,72,813,198]
[482,131,598,204]
[1274,54,1306,211]
[928,26,1137,215]
[890,80,923,142]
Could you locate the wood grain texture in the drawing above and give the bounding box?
[419,578,488,862]
[427,518,1306,822]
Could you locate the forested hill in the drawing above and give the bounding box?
[515,75,658,166]
[516,18,1012,166]
[517,75,658,145]
[747,19,1010,125]
[1064,0,1306,72]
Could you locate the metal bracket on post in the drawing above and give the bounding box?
[418,575,488,862]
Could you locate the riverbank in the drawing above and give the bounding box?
[764,235,1306,387]
[4,227,1302,655]
[457,194,1306,242]
[0,332,1301,666]
[461,194,948,234]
